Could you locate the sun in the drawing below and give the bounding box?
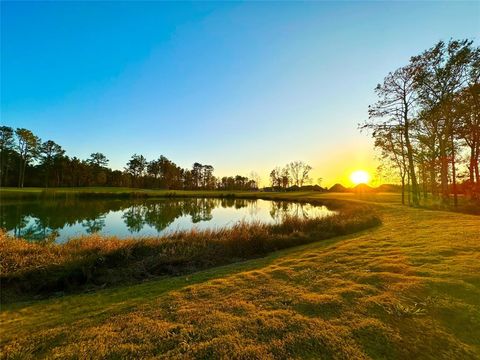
[350,170,370,185]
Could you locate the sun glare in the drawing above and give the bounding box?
[350,170,370,185]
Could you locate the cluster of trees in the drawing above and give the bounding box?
[0,126,259,190]
[218,175,258,191]
[363,39,479,206]
[123,155,217,190]
[269,161,313,190]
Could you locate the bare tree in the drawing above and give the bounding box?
[249,171,261,189]
[367,65,420,206]
[288,161,312,187]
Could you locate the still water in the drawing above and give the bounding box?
[1,198,336,242]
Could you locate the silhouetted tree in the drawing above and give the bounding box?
[367,65,420,206]
[39,140,65,187]
[411,39,477,205]
[147,158,161,181]
[362,38,480,206]
[269,167,282,188]
[455,84,480,197]
[289,161,312,187]
[87,153,109,168]
[249,171,261,189]
[125,154,147,188]
[15,128,40,188]
[0,126,15,187]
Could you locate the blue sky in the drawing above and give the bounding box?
[1,1,479,186]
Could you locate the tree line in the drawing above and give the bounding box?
[363,38,479,206]
[0,127,259,190]
[269,161,315,190]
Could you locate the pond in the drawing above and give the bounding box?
[0,198,336,242]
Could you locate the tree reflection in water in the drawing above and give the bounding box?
[1,198,333,242]
[82,216,107,234]
[269,202,320,221]
[121,198,221,232]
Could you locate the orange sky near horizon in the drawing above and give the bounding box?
[308,139,378,188]
[216,134,380,188]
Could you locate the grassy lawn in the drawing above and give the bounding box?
[1,191,479,359]
[0,187,267,199]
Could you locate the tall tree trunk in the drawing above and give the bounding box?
[401,175,405,205]
[475,144,480,199]
[429,162,437,198]
[59,168,64,187]
[45,168,50,188]
[451,133,458,207]
[18,158,23,188]
[407,171,411,206]
[470,146,476,193]
[404,115,419,206]
[21,160,27,188]
[3,161,9,187]
[439,140,449,204]
[421,163,428,201]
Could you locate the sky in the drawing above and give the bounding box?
[1,1,479,187]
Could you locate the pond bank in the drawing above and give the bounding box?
[1,199,380,302]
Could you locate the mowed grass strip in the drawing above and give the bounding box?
[1,194,479,359]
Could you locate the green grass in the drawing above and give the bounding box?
[0,187,266,200]
[1,191,479,359]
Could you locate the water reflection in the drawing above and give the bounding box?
[82,216,106,234]
[270,201,318,221]
[0,198,336,242]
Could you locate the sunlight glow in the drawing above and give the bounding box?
[350,170,370,185]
